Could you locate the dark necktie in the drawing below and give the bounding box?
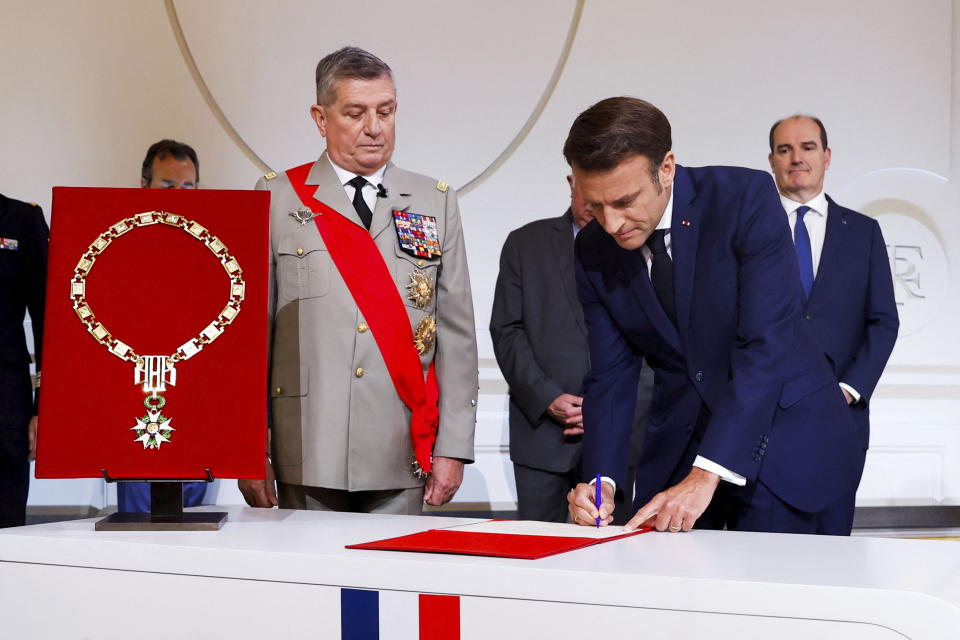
[645,229,677,326]
[347,176,373,230]
[794,206,814,299]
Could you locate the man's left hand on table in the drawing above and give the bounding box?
[625,467,720,533]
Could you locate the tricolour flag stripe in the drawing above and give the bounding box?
[419,594,460,640]
[342,588,379,640]
[379,590,419,639]
[340,588,461,639]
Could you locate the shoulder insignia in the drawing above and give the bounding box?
[30,202,39,207]
[264,171,277,180]
[436,180,448,193]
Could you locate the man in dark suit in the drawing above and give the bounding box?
[566,98,862,534]
[769,115,898,534]
[490,177,652,522]
[0,194,47,528]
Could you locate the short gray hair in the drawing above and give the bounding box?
[315,46,394,106]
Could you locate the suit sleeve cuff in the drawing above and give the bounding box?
[590,476,617,493]
[693,455,746,486]
[839,382,861,404]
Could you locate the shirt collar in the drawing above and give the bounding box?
[656,186,675,231]
[327,156,387,188]
[780,190,828,217]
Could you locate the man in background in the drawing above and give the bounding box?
[140,139,199,189]
[768,114,898,534]
[491,176,653,522]
[117,139,207,513]
[0,193,47,528]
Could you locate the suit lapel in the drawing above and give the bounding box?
[552,210,586,336]
[671,167,701,346]
[371,164,411,240]
[306,152,368,230]
[809,195,844,304]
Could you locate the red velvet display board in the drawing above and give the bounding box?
[35,187,270,480]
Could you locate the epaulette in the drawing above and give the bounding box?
[436,180,448,193]
[264,171,277,180]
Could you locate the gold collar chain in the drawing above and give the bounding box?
[70,211,245,449]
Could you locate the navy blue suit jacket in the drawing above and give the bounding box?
[575,166,862,514]
[805,196,898,449]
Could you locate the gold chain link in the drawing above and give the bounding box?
[70,211,245,368]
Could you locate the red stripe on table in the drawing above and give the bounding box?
[419,594,459,640]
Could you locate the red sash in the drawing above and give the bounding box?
[286,163,439,475]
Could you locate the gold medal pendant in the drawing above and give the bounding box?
[132,394,175,449]
[406,270,434,309]
[414,316,437,356]
[130,355,177,449]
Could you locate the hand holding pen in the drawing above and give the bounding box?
[567,478,615,527]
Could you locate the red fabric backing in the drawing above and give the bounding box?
[35,187,270,479]
[419,594,460,639]
[345,528,650,560]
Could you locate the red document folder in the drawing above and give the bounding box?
[346,524,650,560]
[36,187,269,480]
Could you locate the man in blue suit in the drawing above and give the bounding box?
[566,97,863,534]
[768,115,898,534]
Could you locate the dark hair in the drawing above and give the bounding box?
[141,139,199,184]
[563,97,672,177]
[769,115,828,152]
[315,46,393,106]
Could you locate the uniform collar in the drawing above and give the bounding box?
[327,156,387,188]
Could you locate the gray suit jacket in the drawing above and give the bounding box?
[490,210,651,475]
[257,153,478,491]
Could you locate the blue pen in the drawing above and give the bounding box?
[594,474,602,527]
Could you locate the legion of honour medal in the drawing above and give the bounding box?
[71,211,245,449]
[406,270,434,309]
[414,316,437,356]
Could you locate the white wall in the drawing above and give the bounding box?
[5,0,958,510]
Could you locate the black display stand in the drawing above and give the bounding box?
[95,468,227,531]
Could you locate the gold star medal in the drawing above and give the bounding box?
[406,270,434,309]
[414,316,437,356]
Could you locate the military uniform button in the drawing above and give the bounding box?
[804,314,812,321]
[417,259,425,267]
[355,367,365,378]
[296,247,304,256]
[695,371,704,382]
[470,399,477,407]
[274,387,282,394]
[357,322,369,333]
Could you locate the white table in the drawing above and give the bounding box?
[1,506,958,639]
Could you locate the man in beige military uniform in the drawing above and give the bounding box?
[239,47,478,514]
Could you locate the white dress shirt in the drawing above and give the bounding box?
[780,191,861,403]
[328,157,387,216]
